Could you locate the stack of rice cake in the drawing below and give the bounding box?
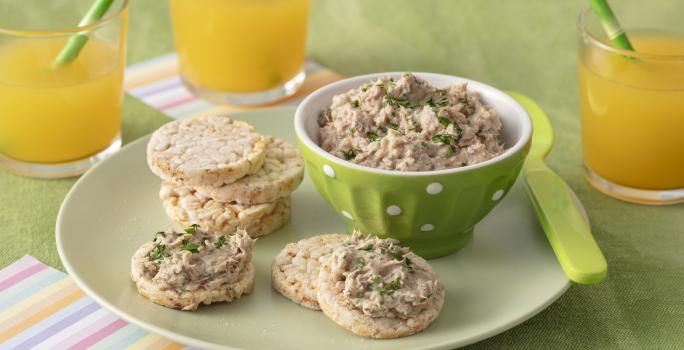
[147,114,304,237]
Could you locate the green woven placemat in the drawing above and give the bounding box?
[1,0,683,348]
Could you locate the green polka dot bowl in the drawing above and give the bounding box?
[294,72,532,259]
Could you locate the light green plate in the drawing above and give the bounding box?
[56,107,570,350]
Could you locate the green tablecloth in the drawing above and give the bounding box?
[1,0,682,348]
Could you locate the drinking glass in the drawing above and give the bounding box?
[577,4,684,204]
[169,0,310,106]
[0,0,128,178]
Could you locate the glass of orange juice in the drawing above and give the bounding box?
[0,0,128,178]
[169,0,310,105]
[577,5,684,205]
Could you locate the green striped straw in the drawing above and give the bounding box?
[588,0,635,51]
[52,0,114,68]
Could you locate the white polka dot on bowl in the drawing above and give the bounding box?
[492,189,505,201]
[323,165,335,178]
[342,210,353,220]
[386,205,401,216]
[426,183,443,195]
[420,224,434,232]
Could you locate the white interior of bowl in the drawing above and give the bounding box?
[294,72,532,176]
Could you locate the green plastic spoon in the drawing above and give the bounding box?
[508,92,607,285]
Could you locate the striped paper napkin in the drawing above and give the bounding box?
[124,53,343,119]
[0,256,195,350]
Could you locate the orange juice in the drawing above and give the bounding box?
[579,34,684,190]
[0,38,123,163]
[169,0,310,93]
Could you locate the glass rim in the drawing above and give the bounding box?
[0,0,129,37]
[577,5,684,61]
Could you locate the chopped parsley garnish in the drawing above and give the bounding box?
[378,78,395,91]
[425,96,449,108]
[359,244,374,252]
[426,95,449,112]
[361,86,368,92]
[387,250,414,268]
[146,243,167,261]
[387,123,399,130]
[383,94,417,109]
[371,275,381,283]
[355,257,365,269]
[389,251,405,261]
[387,277,401,290]
[184,224,200,235]
[437,116,451,128]
[367,133,382,142]
[214,235,226,249]
[426,97,436,110]
[453,123,463,139]
[445,146,456,157]
[432,125,462,144]
[431,134,453,144]
[181,240,200,253]
[385,78,395,90]
[343,149,356,160]
[375,278,402,295]
[435,95,449,106]
[352,99,360,108]
[460,96,475,113]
